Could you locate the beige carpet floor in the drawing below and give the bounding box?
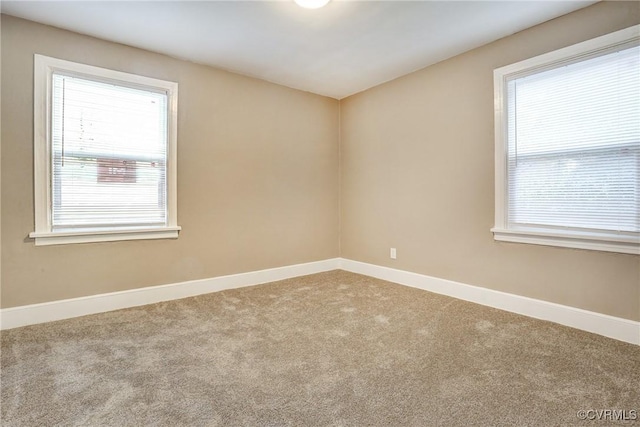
[1,270,639,426]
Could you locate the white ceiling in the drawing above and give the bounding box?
[1,0,597,99]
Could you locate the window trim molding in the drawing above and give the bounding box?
[492,25,640,255]
[30,54,180,246]
[491,228,639,255]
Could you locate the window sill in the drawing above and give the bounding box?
[491,227,639,255]
[29,226,181,246]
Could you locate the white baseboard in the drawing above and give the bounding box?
[339,259,640,346]
[3,257,637,345]
[0,258,341,330]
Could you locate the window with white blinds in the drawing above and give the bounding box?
[31,55,180,245]
[492,25,639,254]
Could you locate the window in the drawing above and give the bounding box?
[30,55,180,245]
[492,26,639,254]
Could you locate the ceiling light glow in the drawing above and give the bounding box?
[294,0,330,9]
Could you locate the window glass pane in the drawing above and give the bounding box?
[51,74,168,230]
[510,46,639,155]
[509,147,639,232]
[506,45,640,234]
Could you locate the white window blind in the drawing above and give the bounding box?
[51,73,169,231]
[505,45,640,236]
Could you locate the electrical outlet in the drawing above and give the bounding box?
[390,248,397,259]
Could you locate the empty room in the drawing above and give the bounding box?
[1,0,639,425]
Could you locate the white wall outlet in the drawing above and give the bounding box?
[390,248,397,259]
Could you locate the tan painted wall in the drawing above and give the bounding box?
[340,1,640,322]
[2,3,639,322]
[1,15,339,308]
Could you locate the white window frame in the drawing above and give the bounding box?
[30,55,180,246]
[492,25,640,255]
